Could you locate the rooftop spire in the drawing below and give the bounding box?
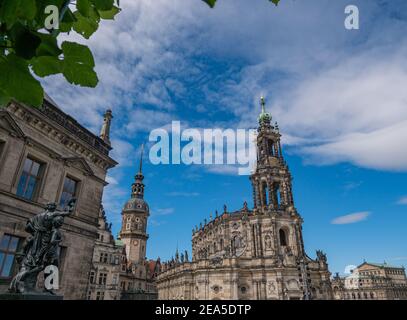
[258,96,271,127]
[138,143,144,174]
[131,144,145,199]
[260,96,266,114]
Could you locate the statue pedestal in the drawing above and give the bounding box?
[0,292,63,300]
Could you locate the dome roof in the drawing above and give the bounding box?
[123,196,149,213]
[258,111,271,124]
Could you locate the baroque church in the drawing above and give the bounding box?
[156,98,333,300]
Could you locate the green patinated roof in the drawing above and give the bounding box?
[258,96,271,124]
[115,239,124,247]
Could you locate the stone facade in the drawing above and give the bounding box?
[86,206,122,300]
[0,96,116,299]
[156,98,333,300]
[332,262,407,300]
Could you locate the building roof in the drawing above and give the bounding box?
[358,262,404,269]
[115,239,124,247]
[44,92,59,108]
[40,92,116,158]
[147,259,161,278]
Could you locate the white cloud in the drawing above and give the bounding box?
[152,207,175,216]
[110,139,137,167]
[125,109,174,134]
[397,196,407,205]
[106,175,119,185]
[331,211,371,225]
[276,48,407,171]
[165,192,200,197]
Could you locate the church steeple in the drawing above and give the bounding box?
[258,96,272,129]
[131,144,145,199]
[120,144,150,264]
[250,96,294,212]
[100,109,113,145]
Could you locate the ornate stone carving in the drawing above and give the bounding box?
[209,257,223,266]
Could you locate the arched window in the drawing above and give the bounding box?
[370,292,374,299]
[220,239,224,250]
[213,242,217,252]
[268,139,274,156]
[272,182,281,208]
[262,181,269,206]
[279,229,288,246]
[233,235,241,249]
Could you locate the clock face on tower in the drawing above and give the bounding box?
[133,240,139,246]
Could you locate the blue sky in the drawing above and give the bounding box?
[42,0,407,275]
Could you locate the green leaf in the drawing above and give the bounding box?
[0,54,43,107]
[270,0,280,5]
[98,6,121,20]
[62,62,98,87]
[0,87,11,108]
[12,28,41,59]
[94,0,114,11]
[0,0,37,28]
[77,0,91,17]
[62,41,95,67]
[202,0,216,8]
[31,56,62,77]
[59,8,77,33]
[73,10,100,39]
[61,41,98,87]
[15,31,41,60]
[36,33,63,57]
[9,23,41,59]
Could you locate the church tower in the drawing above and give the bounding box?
[120,145,149,264]
[250,97,305,258]
[157,97,333,300]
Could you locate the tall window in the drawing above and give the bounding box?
[268,139,274,156]
[262,181,269,206]
[279,229,288,246]
[96,291,104,300]
[59,176,78,208]
[0,234,20,278]
[112,274,118,285]
[89,271,95,284]
[16,157,43,200]
[272,183,281,208]
[98,272,107,285]
[99,253,108,263]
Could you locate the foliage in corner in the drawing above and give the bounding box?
[0,0,121,108]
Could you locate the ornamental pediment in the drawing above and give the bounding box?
[0,110,25,138]
[63,157,94,176]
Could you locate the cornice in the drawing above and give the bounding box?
[6,102,117,171]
